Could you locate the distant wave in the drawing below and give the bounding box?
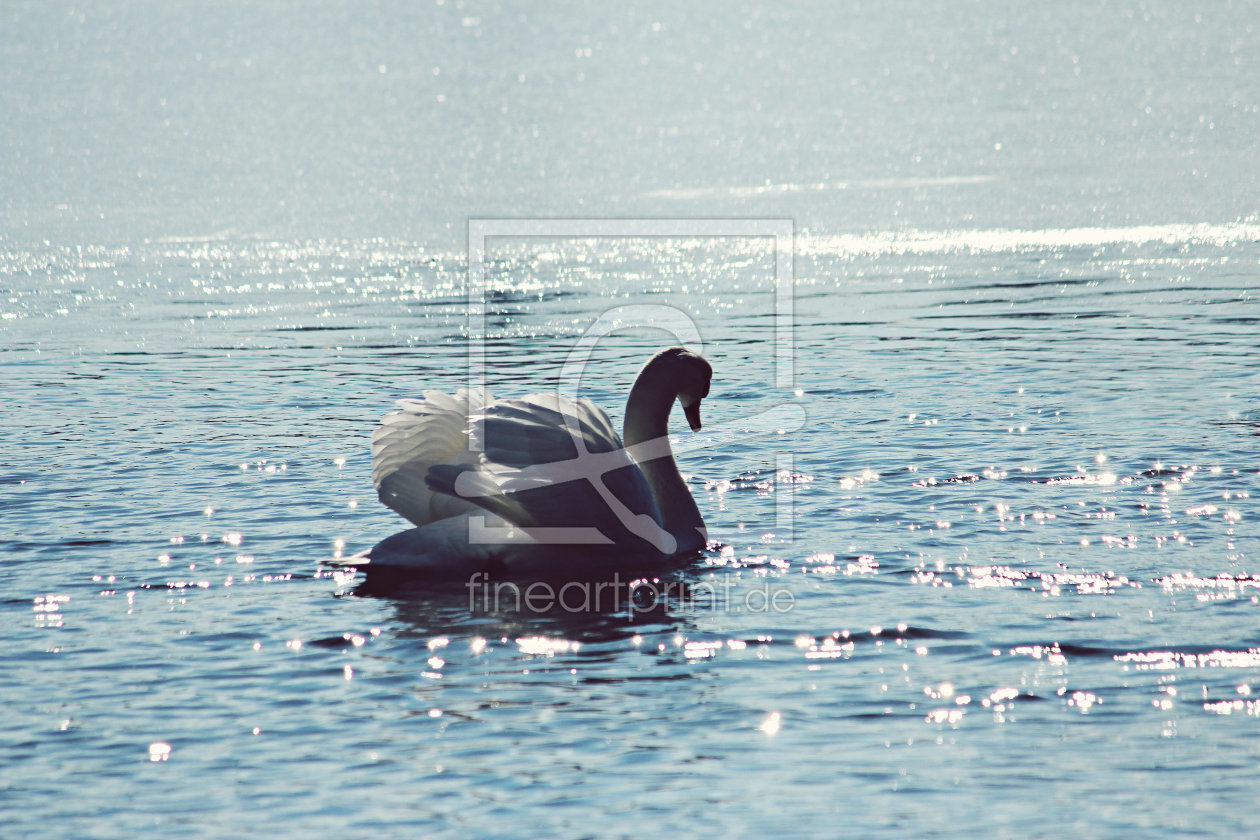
[802,220,1260,258]
[648,175,994,200]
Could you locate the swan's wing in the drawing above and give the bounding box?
[371,388,490,527]
[426,393,669,554]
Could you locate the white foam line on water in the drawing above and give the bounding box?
[801,220,1260,259]
[649,175,995,200]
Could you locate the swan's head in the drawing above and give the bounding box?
[650,347,712,432]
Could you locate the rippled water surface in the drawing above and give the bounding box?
[3,225,1259,837]
[5,0,1260,836]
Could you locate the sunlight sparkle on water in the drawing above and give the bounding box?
[6,134,1260,838]
[516,636,580,656]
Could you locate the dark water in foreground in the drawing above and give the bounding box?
[2,224,1259,836]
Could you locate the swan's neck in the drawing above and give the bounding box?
[623,374,705,554]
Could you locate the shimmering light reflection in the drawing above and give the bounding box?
[1116,649,1260,670]
[925,708,965,725]
[1156,573,1260,601]
[802,637,856,659]
[33,594,69,628]
[684,640,722,660]
[515,636,580,657]
[802,220,1260,258]
[837,469,880,491]
[1009,644,1068,665]
[1065,690,1101,713]
[1203,699,1260,716]
[9,205,1260,836]
[1044,470,1119,486]
[981,688,1021,709]
[915,563,1137,595]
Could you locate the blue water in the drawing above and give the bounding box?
[4,2,1260,837]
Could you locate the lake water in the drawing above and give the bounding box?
[3,2,1260,837]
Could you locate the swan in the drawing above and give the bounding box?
[358,347,712,576]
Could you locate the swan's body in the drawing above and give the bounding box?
[361,348,711,575]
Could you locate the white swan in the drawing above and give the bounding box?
[360,347,712,575]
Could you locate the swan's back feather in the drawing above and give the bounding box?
[426,393,668,555]
[371,389,489,527]
[473,393,623,463]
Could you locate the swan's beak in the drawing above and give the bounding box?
[683,401,702,431]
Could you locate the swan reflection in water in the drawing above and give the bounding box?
[351,347,714,580]
[327,555,755,673]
